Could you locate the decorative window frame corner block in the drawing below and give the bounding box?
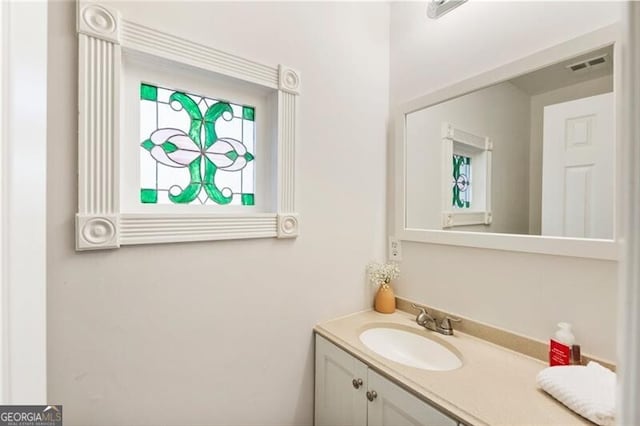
[75,1,300,250]
[440,122,492,229]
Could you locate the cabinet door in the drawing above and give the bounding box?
[367,370,457,426]
[315,335,368,426]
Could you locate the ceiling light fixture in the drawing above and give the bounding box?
[427,0,468,19]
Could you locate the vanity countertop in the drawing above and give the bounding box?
[315,310,593,426]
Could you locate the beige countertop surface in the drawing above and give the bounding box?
[315,309,593,426]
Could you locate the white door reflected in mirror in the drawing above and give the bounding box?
[542,93,614,239]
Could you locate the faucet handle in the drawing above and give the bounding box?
[411,304,430,326]
[440,316,461,331]
[411,303,427,312]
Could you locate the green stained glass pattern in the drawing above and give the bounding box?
[452,154,471,209]
[140,83,157,101]
[139,83,256,206]
[243,106,255,121]
[141,188,158,204]
[141,139,154,151]
[241,193,255,206]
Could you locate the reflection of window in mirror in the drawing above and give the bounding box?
[441,122,492,228]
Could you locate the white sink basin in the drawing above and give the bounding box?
[359,327,462,371]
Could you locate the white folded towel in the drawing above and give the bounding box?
[536,361,616,426]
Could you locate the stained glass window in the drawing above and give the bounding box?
[452,154,471,209]
[139,83,255,206]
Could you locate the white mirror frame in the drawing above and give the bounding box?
[75,1,300,250]
[394,24,621,260]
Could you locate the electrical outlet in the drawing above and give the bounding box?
[388,237,402,261]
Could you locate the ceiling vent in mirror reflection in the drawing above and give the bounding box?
[567,54,608,73]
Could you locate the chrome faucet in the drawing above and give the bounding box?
[411,304,460,336]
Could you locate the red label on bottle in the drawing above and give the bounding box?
[549,339,571,366]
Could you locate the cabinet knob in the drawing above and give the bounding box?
[366,390,378,401]
[352,378,363,389]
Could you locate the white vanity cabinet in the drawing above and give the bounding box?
[315,334,368,426]
[315,334,459,426]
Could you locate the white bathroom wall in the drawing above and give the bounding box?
[528,75,613,235]
[406,82,530,234]
[390,1,622,360]
[47,2,388,425]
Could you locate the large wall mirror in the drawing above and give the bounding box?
[394,26,620,259]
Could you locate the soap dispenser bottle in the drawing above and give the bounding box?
[549,322,575,366]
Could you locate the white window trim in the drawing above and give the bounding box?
[441,122,492,228]
[75,1,301,250]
